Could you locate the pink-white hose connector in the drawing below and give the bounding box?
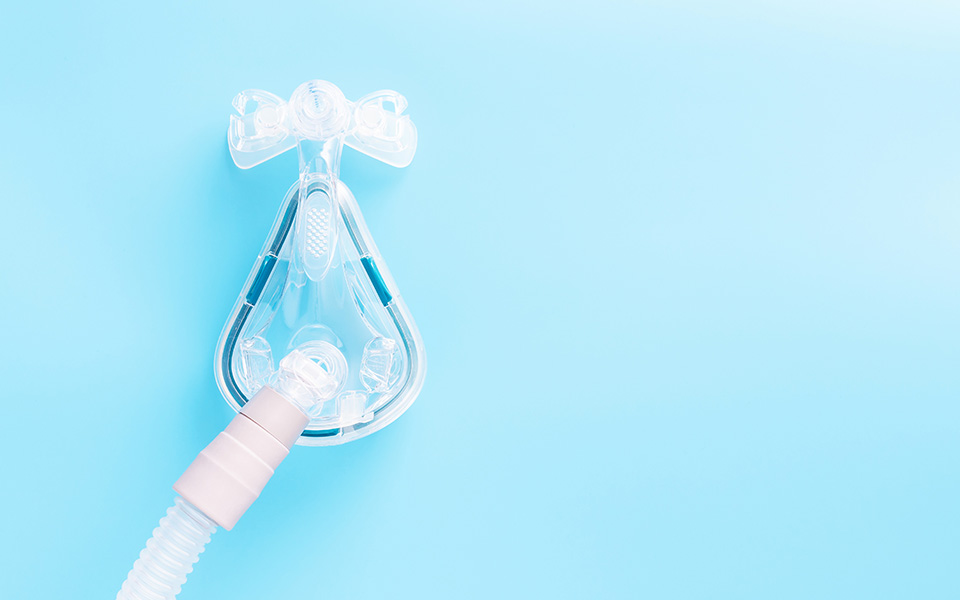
[115,347,343,600]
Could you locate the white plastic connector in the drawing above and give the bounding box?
[175,346,344,529]
[173,386,306,530]
[117,347,344,599]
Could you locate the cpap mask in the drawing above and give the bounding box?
[116,80,425,600]
[217,79,425,444]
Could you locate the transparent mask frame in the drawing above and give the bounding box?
[215,80,425,446]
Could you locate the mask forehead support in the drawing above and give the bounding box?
[227,82,418,171]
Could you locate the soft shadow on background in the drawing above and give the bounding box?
[0,1,958,599]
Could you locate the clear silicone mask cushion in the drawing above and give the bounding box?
[217,80,426,445]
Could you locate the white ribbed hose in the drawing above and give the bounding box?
[116,497,218,600]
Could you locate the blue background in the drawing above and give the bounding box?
[1,2,958,598]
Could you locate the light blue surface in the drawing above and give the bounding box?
[1,2,959,598]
